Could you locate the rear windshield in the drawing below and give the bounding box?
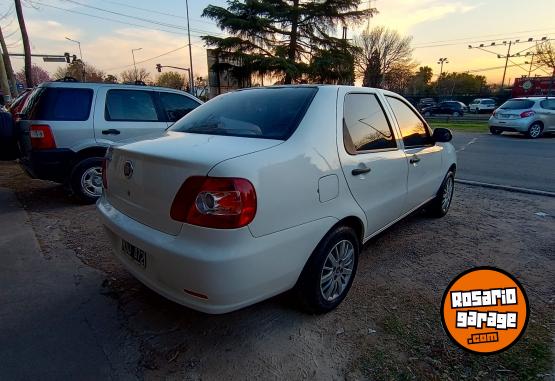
[169,87,318,140]
[500,99,534,110]
[23,87,93,121]
[482,99,495,105]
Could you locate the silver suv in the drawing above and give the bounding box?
[488,97,555,138]
[16,81,202,202]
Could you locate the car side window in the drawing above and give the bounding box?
[343,93,397,154]
[386,96,433,148]
[159,92,201,122]
[540,99,555,110]
[105,90,160,122]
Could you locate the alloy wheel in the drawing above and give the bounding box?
[320,240,355,302]
[442,176,454,212]
[81,166,103,198]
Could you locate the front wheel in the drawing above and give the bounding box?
[527,122,543,139]
[295,226,359,314]
[453,111,462,117]
[490,126,502,135]
[70,157,104,204]
[427,171,455,218]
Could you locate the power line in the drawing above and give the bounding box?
[100,45,190,72]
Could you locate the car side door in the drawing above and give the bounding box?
[539,99,555,131]
[158,91,202,126]
[94,87,167,144]
[337,90,408,237]
[384,95,444,211]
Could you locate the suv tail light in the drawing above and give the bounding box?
[29,124,56,150]
[170,176,256,229]
[520,110,535,118]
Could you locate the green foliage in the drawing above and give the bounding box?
[157,71,186,90]
[54,61,105,82]
[436,72,487,96]
[202,0,374,84]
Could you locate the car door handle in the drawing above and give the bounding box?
[409,155,421,164]
[102,129,121,135]
[351,167,371,176]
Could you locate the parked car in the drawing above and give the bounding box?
[455,101,469,112]
[98,85,457,314]
[417,98,436,111]
[469,98,496,113]
[488,97,555,138]
[5,81,202,202]
[7,88,32,118]
[421,101,465,117]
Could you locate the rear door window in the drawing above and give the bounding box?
[343,93,396,154]
[105,90,160,122]
[169,87,317,139]
[500,99,535,109]
[540,99,555,110]
[158,92,201,122]
[24,87,93,121]
[386,96,433,148]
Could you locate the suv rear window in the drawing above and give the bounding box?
[500,99,535,109]
[169,87,318,140]
[482,99,495,105]
[23,87,93,121]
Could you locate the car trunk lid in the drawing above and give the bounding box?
[105,131,281,235]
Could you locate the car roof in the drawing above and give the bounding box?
[37,81,192,94]
[511,96,555,101]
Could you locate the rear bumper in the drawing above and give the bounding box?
[488,118,530,132]
[19,148,76,182]
[97,195,336,314]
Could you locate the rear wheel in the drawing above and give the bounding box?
[453,111,462,117]
[70,157,104,204]
[423,111,431,117]
[490,126,502,135]
[527,122,543,139]
[295,226,359,314]
[427,171,455,218]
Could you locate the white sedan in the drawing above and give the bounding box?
[98,86,456,314]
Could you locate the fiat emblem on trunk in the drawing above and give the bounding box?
[123,161,134,179]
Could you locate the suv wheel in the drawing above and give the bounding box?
[295,226,359,314]
[527,122,543,139]
[71,157,104,204]
[427,170,455,218]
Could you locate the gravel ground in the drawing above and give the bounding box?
[1,161,553,380]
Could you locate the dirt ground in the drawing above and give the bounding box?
[1,161,553,380]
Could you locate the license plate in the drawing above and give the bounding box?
[121,239,147,268]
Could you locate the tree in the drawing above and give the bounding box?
[54,61,105,82]
[435,72,487,96]
[309,42,356,85]
[157,71,185,89]
[120,68,150,83]
[407,66,433,96]
[354,26,416,89]
[535,41,555,92]
[14,0,32,87]
[104,74,118,83]
[15,64,51,87]
[202,0,374,84]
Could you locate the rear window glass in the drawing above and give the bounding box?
[169,87,318,140]
[482,100,495,105]
[23,87,93,121]
[500,99,535,109]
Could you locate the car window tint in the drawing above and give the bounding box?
[105,90,159,121]
[500,99,535,109]
[540,99,555,110]
[386,96,432,148]
[483,100,495,105]
[169,87,317,140]
[24,87,93,121]
[159,92,201,122]
[343,93,396,153]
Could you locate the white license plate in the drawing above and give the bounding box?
[121,239,147,268]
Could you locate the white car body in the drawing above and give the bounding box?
[97,85,457,314]
[469,98,496,113]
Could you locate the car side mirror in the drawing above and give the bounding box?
[432,127,452,143]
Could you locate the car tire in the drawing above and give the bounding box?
[295,225,359,314]
[526,122,543,139]
[70,157,104,204]
[427,170,455,218]
[490,126,502,135]
[453,111,462,117]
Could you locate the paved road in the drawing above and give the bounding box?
[452,131,555,193]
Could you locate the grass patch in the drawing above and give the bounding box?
[429,121,489,133]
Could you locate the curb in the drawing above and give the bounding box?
[455,179,555,198]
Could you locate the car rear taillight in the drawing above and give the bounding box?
[492,109,498,117]
[170,176,256,229]
[520,110,535,118]
[29,124,56,150]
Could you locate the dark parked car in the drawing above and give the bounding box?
[417,98,436,111]
[421,101,465,117]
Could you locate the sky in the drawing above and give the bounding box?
[2,0,555,85]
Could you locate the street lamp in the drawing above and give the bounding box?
[131,48,142,82]
[65,36,85,81]
[185,0,195,95]
[437,57,449,77]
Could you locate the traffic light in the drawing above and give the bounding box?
[72,55,77,63]
[156,64,162,72]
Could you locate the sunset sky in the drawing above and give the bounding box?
[3,0,555,85]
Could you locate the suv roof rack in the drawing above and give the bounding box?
[55,76,79,82]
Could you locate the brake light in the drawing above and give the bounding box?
[170,176,256,229]
[30,124,56,150]
[520,110,535,118]
[492,110,497,117]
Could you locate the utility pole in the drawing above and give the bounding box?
[131,47,142,81]
[0,26,17,96]
[527,53,535,77]
[500,41,512,90]
[65,37,85,81]
[14,0,33,88]
[185,0,194,95]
